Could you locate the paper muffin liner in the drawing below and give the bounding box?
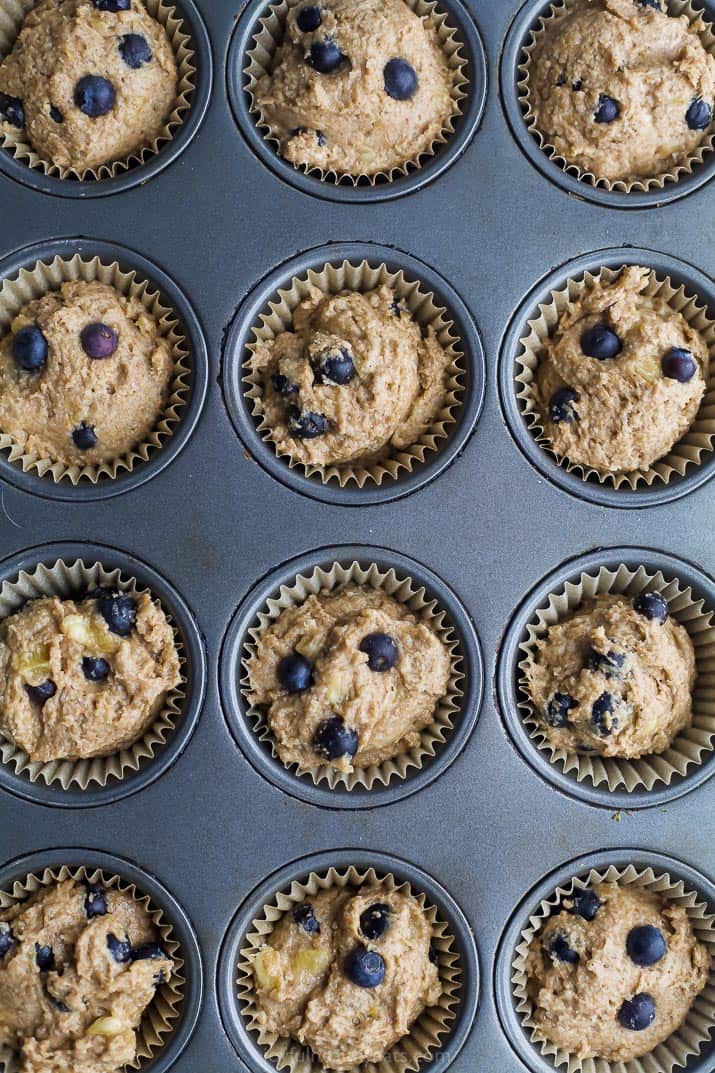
[0,556,186,790]
[243,0,468,186]
[0,0,196,181]
[515,265,715,490]
[0,252,191,484]
[237,863,462,1073]
[511,861,715,1073]
[243,259,466,488]
[0,863,185,1073]
[518,0,715,193]
[241,558,464,791]
[517,561,715,793]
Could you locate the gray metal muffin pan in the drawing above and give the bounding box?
[0,0,713,1069]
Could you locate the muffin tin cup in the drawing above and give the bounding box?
[496,546,715,809]
[0,0,212,197]
[0,846,202,1073]
[0,237,208,501]
[216,848,480,1073]
[498,247,715,507]
[220,544,483,810]
[0,541,206,808]
[494,848,715,1073]
[227,0,487,203]
[222,242,486,506]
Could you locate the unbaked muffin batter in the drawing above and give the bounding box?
[526,881,710,1061]
[0,0,177,173]
[252,885,441,1069]
[529,0,715,181]
[0,878,173,1073]
[253,0,455,175]
[247,586,451,774]
[535,266,709,474]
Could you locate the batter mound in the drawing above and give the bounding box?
[252,885,441,1070]
[525,593,695,759]
[0,280,175,469]
[528,0,715,182]
[526,881,710,1061]
[249,284,453,470]
[0,0,178,173]
[0,588,181,762]
[535,266,709,474]
[0,878,173,1073]
[253,0,455,176]
[247,586,451,774]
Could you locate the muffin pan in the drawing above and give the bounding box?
[0,0,713,1071]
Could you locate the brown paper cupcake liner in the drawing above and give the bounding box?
[243,259,466,488]
[241,559,464,791]
[0,0,196,181]
[0,863,185,1073]
[237,863,461,1073]
[517,561,715,793]
[0,557,186,790]
[515,265,715,490]
[243,0,468,186]
[518,0,715,193]
[0,252,191,484]
[511,862,715,1073]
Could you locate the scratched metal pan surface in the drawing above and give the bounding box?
[0,0,713,1070]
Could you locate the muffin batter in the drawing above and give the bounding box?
[247,586,451,774]
[526,881,710,1061]
[253,0,455,176]
[0,280,175,469]
[525,593,695,759]
[0,588,181,762]
[249,284,453,470]
[0,878,173,1073]
[528,0,715,181]
[252,885,441,1069]
[535,266,709,474]
[0,0,177,173]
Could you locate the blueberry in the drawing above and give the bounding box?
[49,106,64,123]
[80,322,118,359]
[291,126,326,147]
[297,4,322,31]
[549,387,579,424]
[580,323,622,360]
[307,40,345,74]
[686,97,712,131]
[277,652,312,693]
[95,591,137,637]
[132,942,167,961]
[594,93,620,123]
[72,422,98,450]
[568,889,602,921]
[0,924,16,958]
[627,924,666,966]
[546,930,579,964]
[316,129,327,147]
[390,298,404,317]
[74,76,116,118]
[384,58,418,101]
[272,372,299,396]
[360,903,391,940]
[94,0,132,8]
[591,692,617,736]
[292,903,320,934]
[12,325,48,372]
[44,986,70,1013]
[637,0,661,8]
[619,993,656,1031]
[119,33,153,69]
[25,679,57,705]
[633,591,668,623]
[0,93,24,128]
[315,345,355,386]
[428,943,439,963]
[344,946,385,988]
[287,406,329,438]
[662,346,697,382]
[106,933,132,963]
[585,647,626,678]
[313,716,359,761]
[359,633,398,672]
[82,656,110,682]
[571,79,583,91]
[84,885,107,919]
[545,691,578,728]
[35,944,55,972]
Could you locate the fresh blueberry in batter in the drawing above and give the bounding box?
[132,942,167,961]
[35,944,55,972]
[344,946,386,988]
[568,889,602,921]
[594,93,620,123]
[94,0,132,9]
[359,632,398,672]
[0,93,24,128]
[288,406,330,438]
[585,646,626,678]
[686,97,712,131]
[313,715,359,760]
[307,40,345,74]
[591,692,617,736]
[272,373,299,396]
[633,591,668,623]
[619,992,656,1031]
[49,106,64,123]
[107,933,133,963]
[627,924,667,966]
[637,0,661,9]
[96,591,137,637]
[119,33,153,70]
[25,679,57,705]
[277,652,312,693]
[571,79,583,91]
[549,387,579,424]
[81,322,118,359]
[12,325,48,372]
[360,903,391,940]
[292,903,321,934]
[82,656,110,682]
[662,347,697,382]
[547,930,579,964]
[84,885,108,919]
[297,5,322,32]
[315,346,355,385]
[545,691,578,728]
[74,76,116,118]
[0,924,16,958]
[384,58,418,101]
[580,323,622,359]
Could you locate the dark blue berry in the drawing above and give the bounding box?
[571,79,583,91]
[344,946,385,988]
[25,679,57,705]
[633,591,668,623]
[82,656,110,682]
[84,885,107,919]
[637,0,661,8]
[119,33,153,69]
[80,322,118,359]
[619,993,656,1031]
[662,346,697,382]
[313,716,359,761]
[627,924,666,966]
[35,944,55,972]
[568,889,601,921]
[580,323,622,360]
[107,933,132,963]
[586,647,626,678]
[0,924,16,958]
[315,346,355,386]
[74,76,116,118]
[390,298,404,317]
[591,692,617,736]
[547,931,579,964]
[360,903,391,940]
[384,58,418,101]
[429,943,439,963]
[686,97,712,131]
[94,0,132,8]
[12,325,48,372]
[297,5,322,32]
[277,652,312,693]
[549,387,579,424]
[316,129,327,147]
[132,942,167,961]
[545,692,578,728]
[95,591,137,637]
[307,40,345,74]
[359,633,398,672]
[594,93,620,123]
[288,406,329,438]
[292,903,320,934]
[44,986,69,1013]
[49,106,64,123]
[0,92,24,128]
[272,373,299,396]
[72,423,98,450]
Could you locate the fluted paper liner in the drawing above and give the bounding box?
[243,259,466,488]
[0,863,185,1073]
[0,0,196,182]
[515,265,715,490]
[518,0,715,193]
[517,561,715,793]
[0,557,186,790]
[242,559,464,791]
[511,862,715,1073]
[0,252,191,485]
[238,864,461,1073]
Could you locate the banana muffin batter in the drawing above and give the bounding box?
[253,0,455,176]
[0,878,173,1073]
[528,0,715,182]
[251,885,441,1069]
[0,0,177,173]
[247,586,451,774]
[526,881,710,1061]
[249,284,453,471]
[0,588,181,762]
[0,280,175,469]
[525,593,695,759]
[534,266,709,474]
